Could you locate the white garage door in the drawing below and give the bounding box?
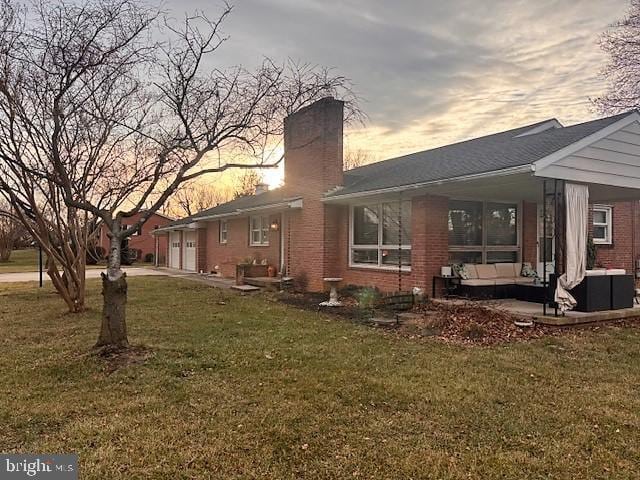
[183,231,196,272]
[169,232,181,269]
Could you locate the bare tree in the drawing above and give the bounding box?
[167,179,234,217]
[343,148,372,171]
[0,0,359,350]
[0,201,24,262]
[233,170,264,198]
[595,0,640,112]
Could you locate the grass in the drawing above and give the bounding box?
[1,277,639,479]
[0,249,151,274]
[0,249,47,273]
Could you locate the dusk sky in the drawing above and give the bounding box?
[172,0,630,183]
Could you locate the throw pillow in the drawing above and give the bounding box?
[452,263,469,280]
[521,263,537,278]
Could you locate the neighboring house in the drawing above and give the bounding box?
[98,210,173,263]
[154,97,640,292]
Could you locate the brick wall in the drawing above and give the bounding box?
[196,228,208,273]
[592,201,639,273]
[283,97,344,291]
[204,216,281,277]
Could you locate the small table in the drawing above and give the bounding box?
[320,277,343,307]
[432,276,460,298]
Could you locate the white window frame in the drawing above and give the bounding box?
[592,205,612,245]
[219,220,228,244]
[249,215,269,246]
[448,199,521,264]
[349,201,412,271]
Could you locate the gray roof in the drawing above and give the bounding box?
[333,111,633,197]
[166,111,634,227]
[163,188,297,228]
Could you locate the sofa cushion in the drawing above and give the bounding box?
[475,264,497,279]
[494,278,516,286]
[606,269,626,275]
[515,276,536,284]
[463,263,478,279]
[495,263,519,278]
[585,269,606,277]
[461,279,495,286]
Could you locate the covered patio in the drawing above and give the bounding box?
[376,112,640,321]
[487,297,640,326]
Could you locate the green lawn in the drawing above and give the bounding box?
[1,277,639,479]
[0,249,151,273]
[0,249,46,273]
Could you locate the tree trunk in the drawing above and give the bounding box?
[97,271,128,349]
[96,231,129,349]
[0,247,10,262]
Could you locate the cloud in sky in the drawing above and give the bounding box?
[172,0,629,162]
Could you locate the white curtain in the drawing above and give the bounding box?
[554,183,589,312]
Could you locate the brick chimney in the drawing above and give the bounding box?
[282,97,344,291]
[284,97,344,195]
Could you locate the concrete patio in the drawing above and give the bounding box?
[486,298,640,325]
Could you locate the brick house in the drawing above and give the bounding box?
[154,98,640,293]
[99,210,173,263]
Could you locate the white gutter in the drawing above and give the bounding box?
[322,164,533,202]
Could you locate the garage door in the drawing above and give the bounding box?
[183,231,196,272]
[169,232,181,269]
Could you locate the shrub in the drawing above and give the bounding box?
[587,236,598,270]
[144,252,154,263]
[356,287,379,319]
[86,245,105,265]
[121,247,140,265]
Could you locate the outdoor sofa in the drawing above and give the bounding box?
[549,269,634,312]
[456,263,535,299]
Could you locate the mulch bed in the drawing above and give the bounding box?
[402,300,553,345]
[277,291,364,321]
[276,291,640,346]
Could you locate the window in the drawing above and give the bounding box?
[219,220,228,244]
[350,201,411,269]
[185,240,196,248]
[448,200,519,264]
[249,216,269,246]
[592,205,612,244]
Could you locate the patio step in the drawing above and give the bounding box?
[230,284,261,292]
[243,276,293,290]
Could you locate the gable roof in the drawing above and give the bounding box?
[160,188,300,229]
[162,110,637,229]
[331,111,634,198]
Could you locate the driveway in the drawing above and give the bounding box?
[0,267,167,283]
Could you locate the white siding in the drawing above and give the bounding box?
[536,120,640,189]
